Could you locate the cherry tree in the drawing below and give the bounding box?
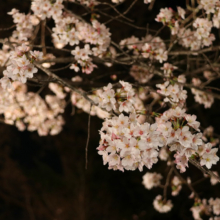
[1,0,220,219]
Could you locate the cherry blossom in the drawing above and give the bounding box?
[1,1,220,219]
[142,172,162,189]
[153,195,173,213]
[0,44,42,88]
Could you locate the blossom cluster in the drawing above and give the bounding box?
[130,65,153,84]
[153,195,173,213]
[49,77,110,119]
[208,171,220,186]
[200,0,220,28]
[70,20,111,73]
[8,9,38,41]
[155,107,219,171]
[156,7,185,24]
[52,14,111,74]
[200,0,219,14]
[31,0,111,74]
[142,173,182,213]
[48,79,147,120]
[155,6,215,50]
[0,44,10,67]
[156,63,187,107]
[191,197,220,220]
[95,84,170,172]
[120,34,168,63]
[53,17,111,54]
[171,176,182,196]
[95,81,135,112]
[141,36,168,63]
[0,44,42,89]
[191,78,214,108]
[158,147,169,161]
[31,0,64,21]
[177,16,215,50]
[192,18,215,48]
[142,172,162,189]
[71,44,97,74]
[203,126,219,147]
[97,112,163,171]
[52,16,80,48]
[155,7,185,35]
[77,20,111,56]
[0,0,220,219]
[96,79,219,172]
[71,91,110,119]
[70,81,149,122]
[0,82,65,136]
[142,170,220,215]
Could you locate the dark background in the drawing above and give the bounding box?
[0,0,220,219]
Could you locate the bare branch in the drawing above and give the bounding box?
[41,20,46,56]
[173,166,200,198]
[189,158,220,183]
[163,165,174,200]
[34,62,97,105]
[0,24,16,31]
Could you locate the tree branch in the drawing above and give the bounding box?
[189,158,220,183]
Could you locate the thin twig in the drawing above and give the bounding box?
[34,62,96,105]
[173,166,200,198]
[32,45,72,53]
[41,20,46,56]
[192,177,207,186]
[99,2,134,23]
[85,104,92,169]
[189,158,220,183]
[204,86,220,92]
[48,63,72,72]
[0,24,16,31]
[104,0,137,24]
[163,165,174,200]
[169,46,220,56]
[34,62,116,116]
[148,0,155,10]
[201,52,220,76]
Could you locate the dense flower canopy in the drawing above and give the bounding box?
[1,0,220,219]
